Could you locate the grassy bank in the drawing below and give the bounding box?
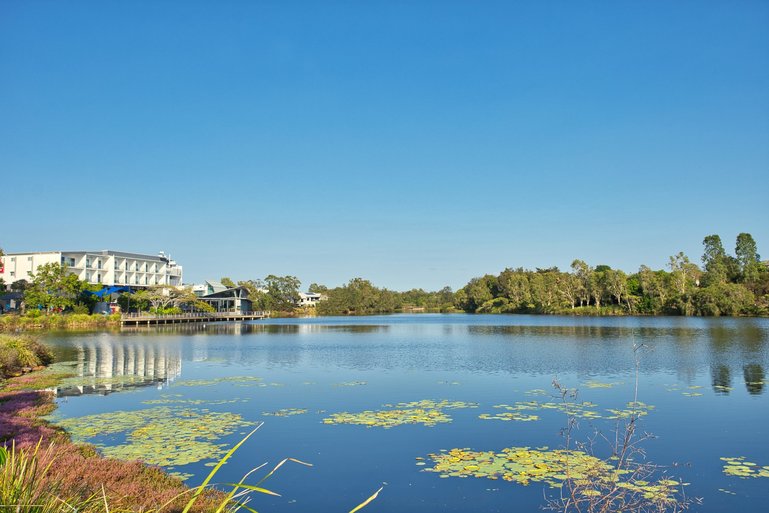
[0,313,121,332]
[0,334,227,512]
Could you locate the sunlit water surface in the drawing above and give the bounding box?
[42,314,769,513]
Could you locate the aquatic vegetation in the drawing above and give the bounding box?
[262,408,308,417]
[437,380,461,385]
[54,406,254,468]
[324,408,452,428]
[382,399,478,410]
[333,381,367,387]
[422,446,682,502]
[605,401,655,420]
[681,392,703,397]
[721,457,769,478]
[525,388,549,396]
[718,488,737,495]
[583,380,623,389]
[172,376,264,387]
[142,397,248,406]
[478,412,539,422]
[323,399,477,428]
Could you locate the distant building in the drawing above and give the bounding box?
[0,250,183,288]
[192,280,230,297]
[297,292,324,307]
[198,286,253,313]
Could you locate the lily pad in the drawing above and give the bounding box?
[54,406,253,468]
[172,376,264,387]
[722,456,769,479]
[262,408,308,417]
[422,446,682,502]
[323,399,477,428]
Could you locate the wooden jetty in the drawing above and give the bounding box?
[121,311,268,326]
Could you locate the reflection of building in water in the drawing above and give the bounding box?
[56,338,182,396]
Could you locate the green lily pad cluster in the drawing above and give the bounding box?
[422,446,681,501]
[479,411,539,422]
[323,399,477,428]
[721,457,769,478]
[55,406,253,467]
[583,380,623,389]
[605,401,655,420]
[172,376,264,387]
[383,400,478,410]
[142,395,247,405]
[262,408,308,417]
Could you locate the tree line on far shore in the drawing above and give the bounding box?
[2,232,767,317]
[294,232,768,317]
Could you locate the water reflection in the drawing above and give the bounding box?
[706,324,768,395]
[53,337,182,397]
[121,322,389,335]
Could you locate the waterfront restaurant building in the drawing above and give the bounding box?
[0,250,183,288]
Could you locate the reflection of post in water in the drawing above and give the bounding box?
[710,365,732,395]
[743,364,765,395]
[60,339,182,396]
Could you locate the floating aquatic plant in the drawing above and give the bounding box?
[604,401,655,420]
[262,408,308,417]
[172,376,264,387]
[479,412,539,422]
[333,381,367,387]
[583,380,624,389]
[142,397,248,405]
[54,406,254,468]
[323,408,451,428]
[382,400,478,410]
[721,457,769,479]
[323,399,477,428]
[422,446,682,502]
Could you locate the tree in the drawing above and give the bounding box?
[668,252,700,315]
[735,233,761,285]
[702,234,728,286]
[220,277,236,288]
[24,263,84,311]
[264,275,301,311]
[498,268,531,310]
[10,279,29,292]
[571,260,592,307]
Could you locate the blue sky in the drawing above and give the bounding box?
[2,1,768,290]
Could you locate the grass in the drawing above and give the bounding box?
[0,333,54,379]
[0,313,121,332]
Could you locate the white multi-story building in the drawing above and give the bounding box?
[0,250,183,288]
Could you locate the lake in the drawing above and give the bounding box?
[41,314,769,513]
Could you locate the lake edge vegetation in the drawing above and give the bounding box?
[2,232,767,326]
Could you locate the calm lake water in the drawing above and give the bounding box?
[42,314,769,513]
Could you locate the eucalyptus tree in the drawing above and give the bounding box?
[735,233,761,285]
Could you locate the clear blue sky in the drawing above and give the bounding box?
[2,1,768,291]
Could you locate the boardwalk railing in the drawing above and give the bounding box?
[120,311,269,325]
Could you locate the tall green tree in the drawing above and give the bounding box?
[702,234,728,286]
[24,263,84,311]
[264,275,301,311]
[735,233,761,285]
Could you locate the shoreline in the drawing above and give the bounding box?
[0,346,226,511]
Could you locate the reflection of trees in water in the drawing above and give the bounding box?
[120,322,388,335]
[743,364,765,395]
[707,322,768,395]
[710,365,732,394]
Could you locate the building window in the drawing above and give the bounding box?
[96,273,102,283]
[97,259,102,269]
[86,258,91,268]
